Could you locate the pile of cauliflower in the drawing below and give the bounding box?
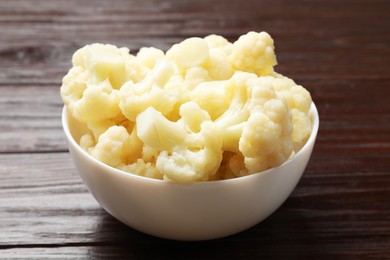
[61,31,312,183]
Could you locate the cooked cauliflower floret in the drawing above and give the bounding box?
[204,34,233,56]
[184,66,210,89]
[210,72,293,175]
[191,80,232,120]
[89,126,130,167]
[86,113,133,141]
[263,73,313,149]
[63,78,121,122]
[136,102,223,183]
[229,31,277,76]
[72,43,129,89]
[61,43,145,123]
[204,49,234,80]
[86,124,162,179]
[79,133,95,151]
[119,59,177,121]
[202,35,235,80]
[136,47,165,69]
[240,99,293,173]
[166,37,210,70]
[119,159,163,179]
[61,31,314,182]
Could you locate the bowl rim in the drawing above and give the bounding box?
[62,102,319,186]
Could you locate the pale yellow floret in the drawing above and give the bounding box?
[79,133,95,151]
[125,57,150,83]
[122,125,144,165]
[240,101,293,173]
[61,67,87,106]
[229,31,277,76]
[260,74,312,149]
[204,34,233,56]
[90,126,130,167]
[164,75,192,121]
[136,47,165,69]
[61,43,146,123]
[157,120,223,183]
[88,124,149,170]
[191,80,232,120]
[61,32,314,183]
[203,49,234,80]
[166,37,210,70]
[136,107,187,151]
[119,59,177,121]
[141,145,160,163]
[184,66,210,89]
[291,108,313,150]
[67,79,121,122]
[84,113,133,141]
[211,152,246,179]
[86,119,115,140]
[119,159,163,179]
[72,44,130,89]
[213,72,293,175]
[136,102,223,183]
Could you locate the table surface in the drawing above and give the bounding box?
[1,0,389,258]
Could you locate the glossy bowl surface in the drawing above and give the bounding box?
[62,103,319,241]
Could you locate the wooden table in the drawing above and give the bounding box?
[1,0,389,258]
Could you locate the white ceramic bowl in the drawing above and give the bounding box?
[62,103,319,241]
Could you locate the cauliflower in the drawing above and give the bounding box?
[184,66,210,89]
[87,123,163,179]
[239,99,293,173]
[119,159,163,179]
[264,73,312,150]
[136,102,223,183]
[136,47,165,69]
[166,37,210,70]
[164,74,192,121]
[61,31,314,183]
[119,58,177,122]
[86,113,133,140]
[167,36,233,81]
[166,38,219,88]
[61,43,143,123]
[79,133,95,151]
[204,35,234,80]
[190,80,232,120]
[229,31,277,76]
[71,43,129,89]
[204,34,233,56]
[89,126,131,167]
[203,49,234,80]
[210,72,293,175]
[61,69,121,122]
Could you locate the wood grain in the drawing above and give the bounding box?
[0,153,389,258]
[0,0,389,258]
[0,86,65,153]
[0,0,389,86]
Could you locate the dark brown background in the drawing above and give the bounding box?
[0,0,389,258]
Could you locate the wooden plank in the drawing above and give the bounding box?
[1,238,389,259]
[0,0,388,86]
[0,152,389,252]
[0,86,66,153]
[0,153,103,246]
[0,0,389,257]
[0,39,388,86]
